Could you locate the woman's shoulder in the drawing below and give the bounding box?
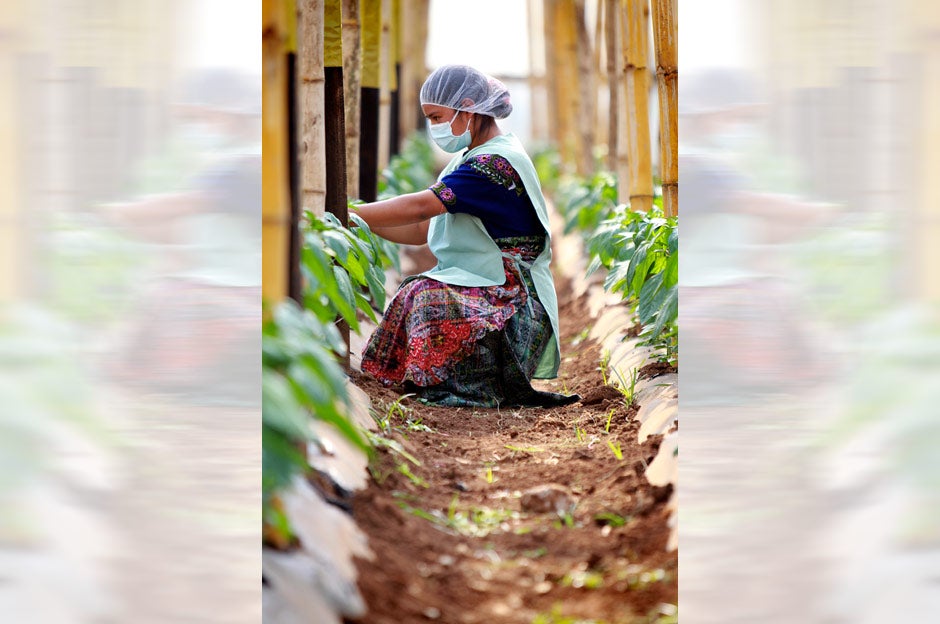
[458,153,525,196]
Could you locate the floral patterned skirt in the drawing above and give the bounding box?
[361,236,577,408]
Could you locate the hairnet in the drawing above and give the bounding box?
[419,65,513,119]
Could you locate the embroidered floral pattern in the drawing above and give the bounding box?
[430,180,457,206]
[466,154,526,196]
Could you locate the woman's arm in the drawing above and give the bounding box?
[354,189,445,228]
[353,189,445,245]
[368,220,433,245]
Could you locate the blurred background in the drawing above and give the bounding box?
[0,1,260,622]
[2,0,940,622]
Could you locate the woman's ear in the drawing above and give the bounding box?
[460,97,475,109]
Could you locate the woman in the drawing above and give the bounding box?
[355,65,577,408]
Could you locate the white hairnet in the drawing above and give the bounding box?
[419,65,513,119]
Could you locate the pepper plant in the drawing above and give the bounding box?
[263,210,397,546]
[587,204,678,363]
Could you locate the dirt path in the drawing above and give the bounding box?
[345,280,677,624]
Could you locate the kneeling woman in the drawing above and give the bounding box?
[355,65,577,408]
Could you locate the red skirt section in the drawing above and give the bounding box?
[361,255,528,387]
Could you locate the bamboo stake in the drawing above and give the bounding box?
[575,0,595,175]
[297,0,326,217]
[389,0,401,156]
[552,0,582,173]
[594,0,607,152]
[341,0,361,199]
[398,0,417,140]
[605,0,619,173]
[324,0,348,226]
[651,0,677,216]
[622,0,653,212]
[359,0,380,201]
[263,0,299,307]
[527,0,546,143]
[543,0,560,149]
[377,0,392,172]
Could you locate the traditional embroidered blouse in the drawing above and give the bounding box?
[429,154,545,239]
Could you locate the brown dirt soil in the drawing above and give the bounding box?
[346,280,677,624]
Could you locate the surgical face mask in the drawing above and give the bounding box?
[427,110,472,153]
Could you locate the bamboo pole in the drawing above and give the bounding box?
[575,0,595,175]
[263,0,296,306]
[297,0,326,216]
[622,0,653,212]
[342,0,361,199]
[527,0,546,143]
[359,0,380,201]
[549,0,582,173]
[594,0,608,152]
[651,0,677,216]
[377,0,392,172]
[605,0,619,173]
[389,0,401,157]
[543,0,560,149]
[398,0,429,137]
[324,0,348,226]
[398,0,418,140]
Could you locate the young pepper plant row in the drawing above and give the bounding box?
[541,151,678,364]
[262,135,435,545]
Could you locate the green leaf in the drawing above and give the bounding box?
[330,265,360,331]
[637,270,668,324]
[263,424,307,500]
[323,229,352,264]
[365,265,387,310]
[263,369,313,441]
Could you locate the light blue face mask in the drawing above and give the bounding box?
[427,109,472,153]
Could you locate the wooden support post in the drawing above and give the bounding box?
[575,0,595,175]
[359,0,380,202]
[651,0,677,216]
[377,0,392,173]
[605,0,620,174]
[622,0,653,212]
[325,0,350,365]
[341,0,361,200]
[263,0,297,306]
[389,0,401,158]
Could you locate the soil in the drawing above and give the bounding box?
[345,280,677,624]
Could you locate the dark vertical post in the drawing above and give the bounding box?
[324,0,351,365]
[325,67,348,225]
[389,63,401,158]
[287,52,303,305]
[359,87,380,202]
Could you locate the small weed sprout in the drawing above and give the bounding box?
[611,367,639,405]
[598,349,611,386]
[604,408,616,434]
[397,463,429,488]
[484,465,495,484]
[607,440,623,460]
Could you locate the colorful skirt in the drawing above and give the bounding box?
[361,236,575,408]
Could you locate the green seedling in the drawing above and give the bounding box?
[607,440,623,460]
[504,444,545,453]
[594,512,628,527]
[484,465,495,484]
[397,462,429,488]
[561,569,605,590]
[611,367,639,405]
[574,424,588,443]
[598,349,612,386]
[603,407,616,434]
